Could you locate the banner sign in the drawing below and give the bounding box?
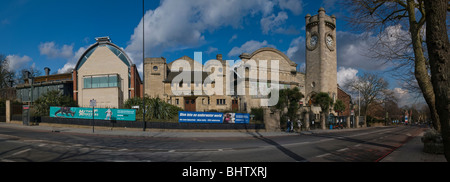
[178,111,250,124]
[50,107,136,121]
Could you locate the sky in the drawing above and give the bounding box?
[0,0,422,107]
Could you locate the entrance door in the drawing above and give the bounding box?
[184,98,196,112]
[232,99,239,111]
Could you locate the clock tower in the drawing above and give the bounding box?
[305,8,337,104]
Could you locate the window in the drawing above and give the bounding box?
[217,99,226,105]
[83,74,120,89]
[176,99,179,105]
[153,66,158,71]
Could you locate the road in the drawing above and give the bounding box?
[0,124,424,162]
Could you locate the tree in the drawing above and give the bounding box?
[334,99,346,116]
[343,0,441,132]
[0,54,15,88]
[33,90,78,116]
[344,72,389,126]
[274,87,304,127]
[314,92,333,130]
[274,87,303,127]
[18,66,42,84]
[424,0,450,161]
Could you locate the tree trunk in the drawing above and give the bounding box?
[321,112,326,130]
[424,0,450,161]
[406,0,441,132]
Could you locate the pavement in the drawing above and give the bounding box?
[379,130,447,162]
[0,122,447,162]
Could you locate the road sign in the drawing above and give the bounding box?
[90,99,97,107]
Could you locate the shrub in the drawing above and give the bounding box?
[421,129,444,154]
[33,90,78,116]
[124,96,183,121]
[250,107,264,121]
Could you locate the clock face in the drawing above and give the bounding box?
[310,35,318,47]
[326,35,333,46]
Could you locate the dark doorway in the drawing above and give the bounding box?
[184,97,197,112]
[232,99,239,111]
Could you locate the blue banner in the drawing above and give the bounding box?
[179,111,223,123]
[50,107,136,121]
[178,111,250,124]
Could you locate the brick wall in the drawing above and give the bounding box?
[337,87,351,116]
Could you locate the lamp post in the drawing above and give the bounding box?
[142,0,146,132]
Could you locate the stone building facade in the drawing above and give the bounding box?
[144,8,352,129]
[144,48,305,113]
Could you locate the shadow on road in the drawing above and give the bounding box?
[246,132,308,162]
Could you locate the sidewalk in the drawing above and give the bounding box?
[380,131,447,162]
[1,121,372,138]
[0,122,299,138]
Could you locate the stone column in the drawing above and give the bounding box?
[355,116,360,128]
[346,116,350,129]
[5,100,11,123]
[263,108,281,132]
[304,112,310,131]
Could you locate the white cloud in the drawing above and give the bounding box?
[260,11,288,34]
[125,0,277,66]
[286,36,305,64]
[57,47,87,74]
[227,40,275,57]
[278,0,303,15]
[337,67,359,86]
[285,29,399,72]
[205,47,218,54]
[39,42,74,59]
[229,34,238,43]
[6,55,32,71]
[393,87,411,107]
[336,31,390,71]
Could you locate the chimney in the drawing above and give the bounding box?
[44,67,51,76]
[216,54,223,61]
[23,70,30,79]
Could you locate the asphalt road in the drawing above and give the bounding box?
[0,124,424,162]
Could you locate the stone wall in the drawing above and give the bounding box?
[263,108,281,132]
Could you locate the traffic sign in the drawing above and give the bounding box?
[90,99,97,107]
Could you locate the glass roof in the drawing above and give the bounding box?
[75,42,132,70]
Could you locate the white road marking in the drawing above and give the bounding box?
[11,149,31,156]
[316,153,332,158]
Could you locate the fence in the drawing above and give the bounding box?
[0,107,5,122]
[25,116,265,130]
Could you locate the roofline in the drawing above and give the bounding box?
[240,47,298,67]
[75,41,133,71]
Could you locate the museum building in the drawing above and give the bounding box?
[72,37,143,108]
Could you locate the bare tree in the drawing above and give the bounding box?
[342,0,441,132]
[17,66,43,84]
[424,0,450,161]
[0,54,15,88]
[344,72,389,126]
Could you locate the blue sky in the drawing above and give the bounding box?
[0,0,420,106]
